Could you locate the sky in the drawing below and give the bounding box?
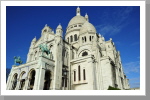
[6,6,140,88]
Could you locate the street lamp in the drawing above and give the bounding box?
[62,67,68,90]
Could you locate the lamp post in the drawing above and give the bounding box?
[63,67,68,90]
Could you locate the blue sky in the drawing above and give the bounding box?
[6,6,140,88]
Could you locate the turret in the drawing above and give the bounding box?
[56,23,63,37]
[41,24,52,36]
[76,6,80,16]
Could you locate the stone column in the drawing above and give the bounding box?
[33,61,46,90]
[50,72,54,90]
[15,79,21,90]
[24,77,30,90]
[36,68,45,90]
[6,74,12,90]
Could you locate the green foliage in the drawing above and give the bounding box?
[107,86,121,90]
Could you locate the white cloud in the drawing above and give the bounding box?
[123,61,140,74]
[96,7,133,36]
[131,42,139,46]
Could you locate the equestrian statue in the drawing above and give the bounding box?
[14,56,23,65]
[38,44,50,55]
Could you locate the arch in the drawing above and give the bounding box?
[78,66,81,81]
[70,35,73,42]
[82,51,88,56]
[83,69,86,80]
[89,36,92,41]
[74,34,77,41]
[74,70,76,81]
[43,70,51,90]
[78,24,82,27]
[28,69,36,90]
[78,49,91,57]
[84,36,86,42]
[74,25,77,27]
[19,71,26,90]
[11,73,18,90]
[19,71,26,79]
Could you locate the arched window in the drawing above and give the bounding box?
[19,72,26,90]
[44,29,47,32]
[78,66,81,81]
[84,36,86,42]
[83,69,86,80]
[43,70,51,90]
[82,37,84,43]
[70,35,73,42]
[74,71,76,81]
[89,36,91,41]
[67,37,69,43]
[74,25,77,27]
[79,25,82,27]
[82,51,88,56]
[74,34,77,41]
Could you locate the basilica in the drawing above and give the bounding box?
[6,7,130,90]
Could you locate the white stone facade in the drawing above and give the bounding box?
[6,7,130,90]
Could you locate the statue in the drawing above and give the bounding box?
[50,52,53,60]
[38,44,50,55]
[14,56,23,65]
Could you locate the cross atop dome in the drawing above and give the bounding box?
[76,6,80,16]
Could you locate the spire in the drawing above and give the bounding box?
[56,23,63,37]
[76,6,80,16]
[85,13,89,21]
[32,36,36,42]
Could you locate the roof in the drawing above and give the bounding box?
[67,15,86,27]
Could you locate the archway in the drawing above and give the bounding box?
[43,70,51,90]
[11,73,18,90]
[28,69,36,90]
[19,72,26,90]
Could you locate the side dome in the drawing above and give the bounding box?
[79,21,96,35]
[67,16,86,28]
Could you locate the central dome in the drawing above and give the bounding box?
[67,15,86,27]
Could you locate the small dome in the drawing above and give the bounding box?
[67,15,86,28]
[57,24,62,29]
[79,21,96,35]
